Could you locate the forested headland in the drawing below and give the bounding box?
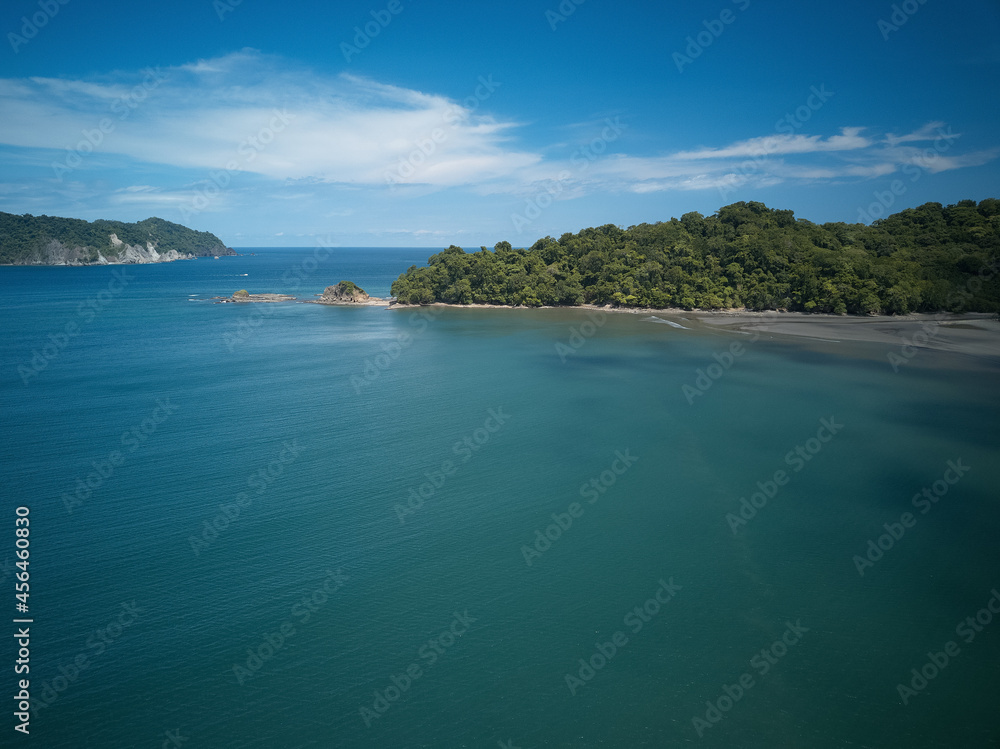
[0,212,233,264]
[390,200,1000,314]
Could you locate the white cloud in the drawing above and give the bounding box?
[0,50,539,187]
[671,127,872,160]
[884,121,951,146]
[0,50,995,209]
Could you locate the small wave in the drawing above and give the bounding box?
[642,316,689,329]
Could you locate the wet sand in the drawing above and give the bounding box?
[680,310,1000,358]
[392,303,1000,358]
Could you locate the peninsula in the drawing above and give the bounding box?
[390,200,999,315]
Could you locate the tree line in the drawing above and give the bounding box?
[389,200,1000,314]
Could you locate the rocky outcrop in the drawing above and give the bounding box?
[216,291,296,303]
[317,281,372,304]
[211,282,391,306]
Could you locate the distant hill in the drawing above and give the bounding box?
[390,199,1000,314]
[0,212,234,265]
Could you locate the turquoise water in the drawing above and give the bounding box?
[2,248,999,748]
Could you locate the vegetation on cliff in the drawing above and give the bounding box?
[0,212,232,264]
[390,200,1000,314]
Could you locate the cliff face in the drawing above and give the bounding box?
[34,236,194,266]
[0,211,234,265]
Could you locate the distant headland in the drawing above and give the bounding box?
[0,211,234,265]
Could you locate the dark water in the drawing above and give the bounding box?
[1,248,998,748]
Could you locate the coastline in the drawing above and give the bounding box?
[207,288,998,358]
[684,310,1000,358]
[388,302,1000,358]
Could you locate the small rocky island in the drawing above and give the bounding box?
[212,281,391,305]
[311,281,391,306]
[215,290,296,303]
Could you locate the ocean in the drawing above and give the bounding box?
[1,247,999,748]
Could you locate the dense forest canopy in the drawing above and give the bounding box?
[0,211,231,264]
[391,200,1000,314]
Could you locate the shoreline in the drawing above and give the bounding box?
[210,293,998,358]
[388,303,1000,358]
[684,310,1000,358]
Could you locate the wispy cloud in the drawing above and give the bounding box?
[671,128,872,160]
[0,50,995,209]
[0,49,538,186]
[884,121,949,147]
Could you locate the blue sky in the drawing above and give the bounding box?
[1,0,998,247]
